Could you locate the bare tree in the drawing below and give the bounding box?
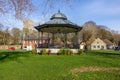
[0,0,34,19]
[1,28,11,45]
[111,30,120,45]
[11,27,21,44]
[0,0,8,14]
[97,25,113,41]
[41,0,72,14]
[0,0,35,31]
[80,21,114,49]
[81,21,97,42]
[9,0,34,20]
[0,0,72,20]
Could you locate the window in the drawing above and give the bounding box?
[97,45,100,48]
[97,42,99,44]
[93,45,96,48]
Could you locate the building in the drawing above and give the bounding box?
[34,11,82,53]
[79,42,86,50]
[22,20,35,50]
[22,36,49,50]
[90,38,107,50]
[35,10,82,49]
[90,38,114,50]
[23,20,34,31]
[103,39,114,49]
[23,20,35,38]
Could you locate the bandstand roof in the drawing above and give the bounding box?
[35,11,82,33]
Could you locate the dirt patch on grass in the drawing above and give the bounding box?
[71,66,120,73]
[70,66,120,77]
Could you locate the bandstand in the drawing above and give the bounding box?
[35,11,82,54]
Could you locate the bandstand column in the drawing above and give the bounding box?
[52,33,55,46]
[37,31,40,48]
[47,27,50,48]
[65,32,67,48]
[41,31,43,47]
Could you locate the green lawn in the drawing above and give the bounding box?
[0,50,120,80]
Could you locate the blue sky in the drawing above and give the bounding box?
[1,0,120,32]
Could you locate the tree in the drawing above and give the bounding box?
[80,21,97,42]
[80,21,114,48]
[112,32,120,46]
[0,23,4,30]
[0,28,11,45]
[0,0,34,20]
[0,0,72,20]
[11,27,21,44]
[97,25,113,41]
[41,0,72,14]
[0,31,4,44]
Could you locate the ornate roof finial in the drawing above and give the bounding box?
[58,9,60,13]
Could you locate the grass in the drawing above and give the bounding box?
[0,50,120,80]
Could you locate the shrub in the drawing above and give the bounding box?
[31,49,37,54]
[69,50,73,55]
[58,49,64,55]
[58,48,72,55]
[42,48,47,55]
[47,50,51,55]
[65,49,72,55]
[77,49,84,55]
